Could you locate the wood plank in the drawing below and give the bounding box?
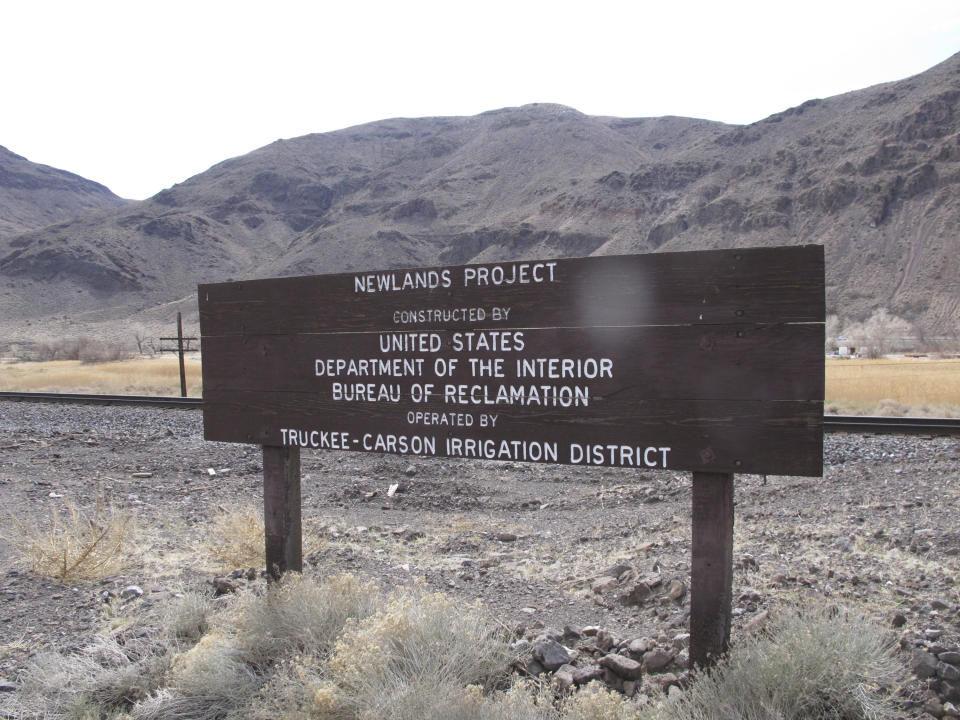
[690,472,735,667]
[262,445,302,581]
[205,391,822,475]
[199,246,825,335]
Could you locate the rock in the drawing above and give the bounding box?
[623,679,638,697]
[654,672,679,691]
[581,625,600,636]
[0,680,17,692]
[927,629,945,641]
[931,599,952,611]
[212,577,241,596]
[400,528,425,541]
[595,630,616,652]
[944,702,959,717]
[619,581,654,606]
[496,532,518,542]
[914,650,940,679]
[940,652,960,666]
[525,658,546,676]
[554,664,576,690]
[600,652,643,680]
[642,572,663,588]
[591,576,619,593]
[131,472,153,478]
[628,637,654,656]
[643,648,675,672]
[892,612,908,627]
[939,663,960,683]
[666,580,687,602]
[120,585,143,600]
[533,638,570,671]
[674,650,689,669]
[562,625,582,641]
[572,665,603,685]
[673,633,690,649]
[602,669,624,692]
[404,465,417,477]
[603,562,632,579]
[925,696,945,718]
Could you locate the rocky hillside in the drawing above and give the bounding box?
[0,145,127,241]
[2,52,960,340]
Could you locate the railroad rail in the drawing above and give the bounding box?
[0,391,201,409]
[1,391,958,435]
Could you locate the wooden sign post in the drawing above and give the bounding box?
[199,245,824,666]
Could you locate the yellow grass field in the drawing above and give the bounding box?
[0,356,203,396]
[825,357,960,416]
[2,355,959,416]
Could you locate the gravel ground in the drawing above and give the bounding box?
[1,401,959,716]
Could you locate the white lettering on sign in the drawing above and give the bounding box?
[462,262,557,287]
[446,437,559,462]
[281,428,351,449]
[569,444,672,468]
[516,357,613,379]
[393,307,488,324]
[443,384,590,406]
[355,269,452,293]
[361,433,436,455]
[315,357,425,377]
[405,411,475,426]
[451,331,524,352]
[332,383,401,402]
[378,333,443,352]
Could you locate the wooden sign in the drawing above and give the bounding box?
[200,246,824,476]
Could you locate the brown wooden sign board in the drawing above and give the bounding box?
[200,246,824,476]
[199,245,824,668]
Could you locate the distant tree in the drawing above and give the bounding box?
[825,314,841,353]
[860,309,912,358]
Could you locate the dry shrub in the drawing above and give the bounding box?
[656,604,901,720]
[204,504,265,571]
[234,572,381,665]
[325,591,512,718]
[874,398,910,416]
[163,591,215,643]
[559,682,640,720]
[3,494,134,581]
[132,573,380,720]
[4,633,171,719]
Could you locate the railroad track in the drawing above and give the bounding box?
[1,391,958,435]
[0,391,201,409]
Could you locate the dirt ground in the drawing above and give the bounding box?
[0,401,958,716]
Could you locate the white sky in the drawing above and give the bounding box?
[2,0,960,200]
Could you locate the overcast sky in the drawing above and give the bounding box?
[3,0,960,200]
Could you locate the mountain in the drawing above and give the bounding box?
[0,145,127,241]
[2,52,960,341]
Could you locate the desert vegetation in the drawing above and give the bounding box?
[0,355,202,396]
[1,493,134,581]
[825,357,960,416]
[1,571,901,720]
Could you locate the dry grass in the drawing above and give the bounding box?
[0,576,901,720]
[825,357,960,416]
[0,355,202,396]
[203,505,266,572]
[2,494,135,581]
